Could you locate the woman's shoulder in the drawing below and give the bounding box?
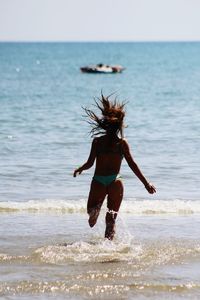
[94,135,108,143]
[92,135,104,142]
[119,137,128,145]
[92,136,105,147]
[119,138,130,152]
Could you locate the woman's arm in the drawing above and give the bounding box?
[122,139,156,194]
[73,138,97,177]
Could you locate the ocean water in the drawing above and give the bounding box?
[0,42,200,299]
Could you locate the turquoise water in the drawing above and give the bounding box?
[0,42,200,299]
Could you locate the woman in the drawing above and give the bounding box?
[74,94,156,240]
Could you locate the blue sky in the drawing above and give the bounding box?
[0,0,200,41]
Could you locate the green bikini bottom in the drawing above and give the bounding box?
[93,174,121,187]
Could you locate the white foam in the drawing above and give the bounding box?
[34,238,141,264]
[0,198,200,215]
[33,237,200,265]
[121,199,200,215]
[0,199,86,213]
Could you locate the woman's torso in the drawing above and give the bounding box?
[94,135,123,176]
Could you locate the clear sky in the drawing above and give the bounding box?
[0,0,200,41]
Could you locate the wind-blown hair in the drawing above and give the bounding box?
[84,93,126,138]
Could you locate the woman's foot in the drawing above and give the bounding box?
[105,223,116,240]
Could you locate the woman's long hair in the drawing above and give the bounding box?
[84,93,126,138]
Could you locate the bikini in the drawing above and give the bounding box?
[93,174,121,186]
[93,141,123,187]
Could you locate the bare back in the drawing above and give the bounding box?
[94,135,123,176]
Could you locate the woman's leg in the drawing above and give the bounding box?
[87,179,107,227]
[105,179,124,240]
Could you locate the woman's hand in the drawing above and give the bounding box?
[145,182,156,194]
[73,168,82,177]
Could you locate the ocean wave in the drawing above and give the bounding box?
[0,280,130,298]
[0,199,200,215]
[0,199,86,213]
[1,280,199,298]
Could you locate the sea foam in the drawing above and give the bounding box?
[0,198,200,215]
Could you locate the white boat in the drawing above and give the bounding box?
[80,64,125,74]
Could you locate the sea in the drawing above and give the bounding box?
[0,42,200,299]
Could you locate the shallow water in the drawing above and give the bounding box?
[0,42,200,299]
[1,208,200,299]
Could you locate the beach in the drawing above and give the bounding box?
[0,42,200,299]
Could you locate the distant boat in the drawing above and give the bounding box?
[80,64,125,74]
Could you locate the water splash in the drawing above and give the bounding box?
[34,237,142,264]
[1,238,199,267]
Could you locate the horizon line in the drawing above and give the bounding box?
[0,39,200,43]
